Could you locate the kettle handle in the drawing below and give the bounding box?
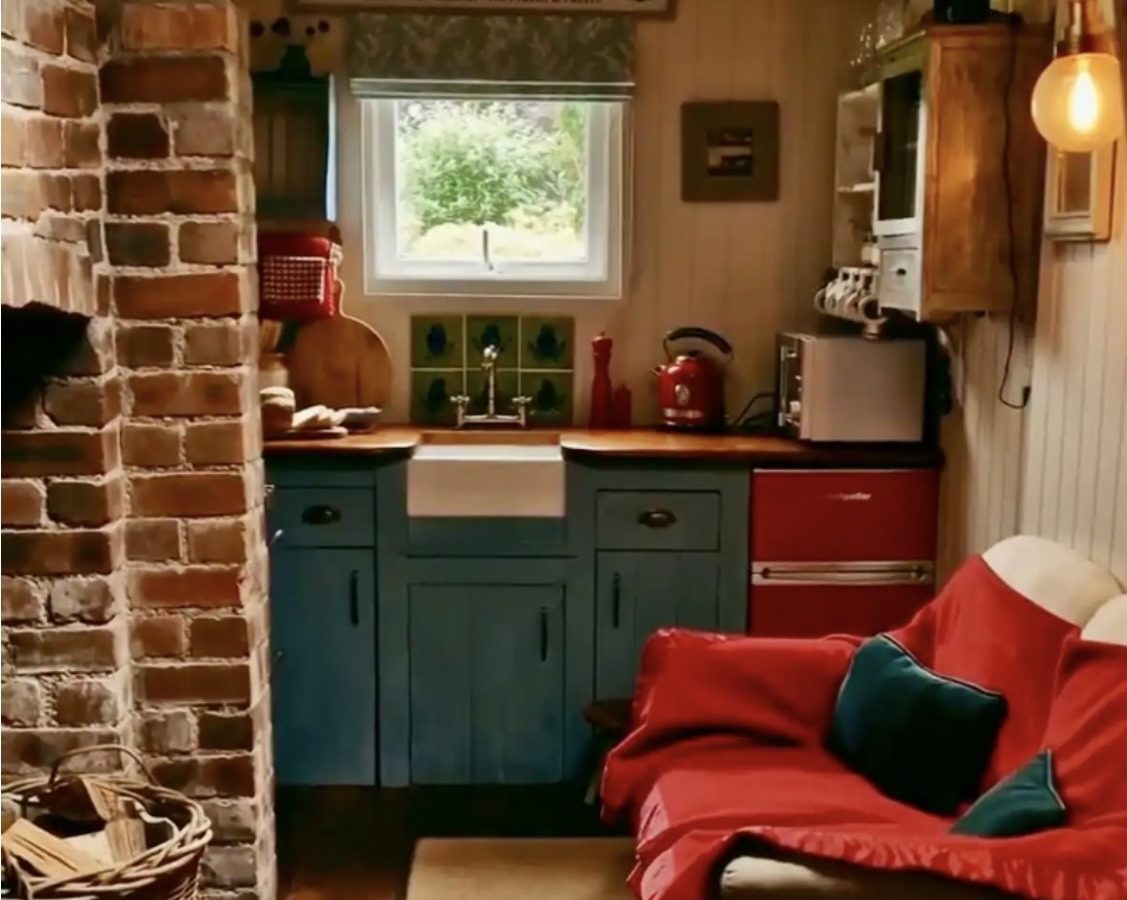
[663,327,734,361]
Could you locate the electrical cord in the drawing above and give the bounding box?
[998,16,1031,410]
[728,391,778,432]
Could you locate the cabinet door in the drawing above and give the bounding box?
[595,552,720,699]
[271,548,376,786]
[408,584,565,784]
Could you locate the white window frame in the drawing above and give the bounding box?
[361,97,625,299]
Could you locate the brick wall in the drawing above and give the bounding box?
[2,3,274,898]
[1,0,131,774]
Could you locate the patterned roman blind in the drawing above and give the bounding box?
[347,13,635,99]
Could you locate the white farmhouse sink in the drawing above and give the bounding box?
[407,432,565,518]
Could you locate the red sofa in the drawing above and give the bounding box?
[602,536,1127,900]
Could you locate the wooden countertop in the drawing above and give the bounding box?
[264,427,941,468]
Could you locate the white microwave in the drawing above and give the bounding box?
[776,333,926,443]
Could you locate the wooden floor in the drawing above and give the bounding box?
[276,785,619,900]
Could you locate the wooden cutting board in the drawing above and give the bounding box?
[288,315,392,410]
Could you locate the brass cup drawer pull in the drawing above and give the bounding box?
[637,508,677,529]
[302,504,342,525]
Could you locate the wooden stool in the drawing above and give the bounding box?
[583,698,632,805]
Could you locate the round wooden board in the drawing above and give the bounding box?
[287,315,392,410]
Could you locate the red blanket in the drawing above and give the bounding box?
[601,556,1127,900]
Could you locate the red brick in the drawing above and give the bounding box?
[65,7,98,63]
[71,174,100,211]
[105,222,171,267]
[44,378,120,426]
[131,616,186,659]
[107,112,169,159]
[99,56,228,104]
[1,528,119,576]
[135,663,250,706]
[54,679,120,726]
[1,680,42,727]
[186,519,248,564]
[6,626,118,671]
[1,44,44,110]
[23,2,65,54]
[42,173,72,210]
[1,427,117,477]
[49,576,118,623]
[184,320,248,366]
[23,115,64,168]
[172,107,235,157]
[137,709,195,754]
[46,476,124,527]
[107,169,238,216]
[129,371,243,417]
[2,576,44,621]
[2,109,24,165]
[2,729,120,776]
[197,711,253,753]
[115,324,176,369]
[200,799,257,844]
[122,423,181,467]
[63,120,100,168]
[190,616,248,658]
[1,479,45,526]
[178,221,239,264]
[121,3,237,52]
[125,519,181,562]
[150,753,255,798]
[59,319,113,377]
[165,481,241,537]
[184,419,254,465]
[41,65,97,117]
[129,566,241,609]
[2,169,45,219]
[114,273,242,318]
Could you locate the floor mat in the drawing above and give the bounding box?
[406,837,635,900]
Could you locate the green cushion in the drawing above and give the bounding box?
[829,634,1008,815]
[951,750,1066,837]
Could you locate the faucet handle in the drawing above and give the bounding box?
[512,395,532,409]
[450,394,471,409]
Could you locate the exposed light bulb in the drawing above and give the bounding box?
[1066,63,1099,134]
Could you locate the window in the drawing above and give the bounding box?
[363,97,625,298]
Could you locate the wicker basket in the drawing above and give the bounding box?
[2,746,212,900]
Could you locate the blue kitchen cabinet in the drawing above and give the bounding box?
[408,583,565,784]
[595,552,721,698]
[270,547,377,785]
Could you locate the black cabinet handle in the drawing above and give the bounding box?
[539,607,548,662]
[303,504,342,525]
[612,573,622,628]
[637,508,677,529]
[349,570,360,627]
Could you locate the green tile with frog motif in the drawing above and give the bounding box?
[520,371,573,426]
[410,370,464,426]
[411,315,464,369]
[466,315,518,368]
[520,316,573,370]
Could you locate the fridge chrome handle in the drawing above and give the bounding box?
[751,561,934,586]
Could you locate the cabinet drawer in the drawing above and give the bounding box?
[271,488,375,548]
[596,491,720,551]
[751,469,938,562]
[878,246,921,313]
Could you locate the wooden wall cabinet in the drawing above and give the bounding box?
[869,24,1051,321]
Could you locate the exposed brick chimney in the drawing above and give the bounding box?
[2,2,274,897]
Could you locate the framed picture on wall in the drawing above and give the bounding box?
[1044,143,1116,242]
[681,101,780,203]
[289,0,672,13]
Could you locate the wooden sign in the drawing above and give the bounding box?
[291,0,671,14]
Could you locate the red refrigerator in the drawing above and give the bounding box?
[748,469,940,638]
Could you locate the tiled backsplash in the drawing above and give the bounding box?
[410,314,575,426]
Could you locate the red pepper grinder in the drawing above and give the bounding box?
[589,332,614,428]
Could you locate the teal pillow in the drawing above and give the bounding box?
[951,750,1066,837]
[829,634,1007,815]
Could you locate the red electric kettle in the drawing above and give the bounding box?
[653,327,734,430]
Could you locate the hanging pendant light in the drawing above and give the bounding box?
[1030,1,1124,151]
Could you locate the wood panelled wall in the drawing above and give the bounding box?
[938,139,1127,584]
[334,0,878,423]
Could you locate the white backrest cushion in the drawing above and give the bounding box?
[981,535,1122,627]
[1081,594,1127,646]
